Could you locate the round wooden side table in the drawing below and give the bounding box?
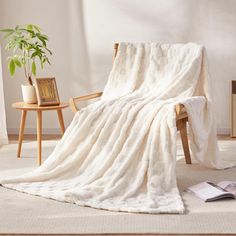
[12,102,69,165]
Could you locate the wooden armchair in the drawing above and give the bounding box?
[69,43,191,164]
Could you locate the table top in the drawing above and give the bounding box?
[12,102,69,111]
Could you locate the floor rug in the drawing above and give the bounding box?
[0,139,235,234]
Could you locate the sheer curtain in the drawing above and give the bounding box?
[0,45,8,147]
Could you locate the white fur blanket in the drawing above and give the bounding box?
[0,43,233,214]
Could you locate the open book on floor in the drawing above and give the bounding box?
[187,181,236,202]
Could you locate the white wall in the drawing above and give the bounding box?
[1,0,236,134]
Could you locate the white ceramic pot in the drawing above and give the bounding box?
[21,85,37,104]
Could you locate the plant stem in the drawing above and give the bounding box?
[24,49,33,85]
[28,76,33,85]
[23,50,28,83]
[23,64,27,79]
[27,51,32,85]
[27,55,30,78]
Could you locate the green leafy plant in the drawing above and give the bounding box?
[0,24,52,85]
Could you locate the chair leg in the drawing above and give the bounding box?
[179,119,191,164]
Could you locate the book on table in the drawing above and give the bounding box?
[187,181,236,202]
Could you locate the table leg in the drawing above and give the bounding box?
[57,109,65,134]
[37,110,42,165]
[17,110,27,158]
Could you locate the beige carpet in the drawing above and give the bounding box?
[0,139,236,234]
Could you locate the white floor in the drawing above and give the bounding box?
[0,139,236,234]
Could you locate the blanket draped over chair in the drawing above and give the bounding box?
[0,43,233,214]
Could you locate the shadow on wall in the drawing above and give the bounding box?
[83,0,236,133]
[68,0,92,96]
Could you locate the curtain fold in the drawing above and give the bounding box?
[0,45,8,147]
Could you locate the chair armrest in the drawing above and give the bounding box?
[175,104,188,120]
[70,93,188,119]
[69,92,103,113]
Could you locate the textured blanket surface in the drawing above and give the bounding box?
[0,43,232,214]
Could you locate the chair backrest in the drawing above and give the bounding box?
[111,42,187,120]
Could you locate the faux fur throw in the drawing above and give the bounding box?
[0,43,233,214]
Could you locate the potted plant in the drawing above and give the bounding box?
[0,24,52,103]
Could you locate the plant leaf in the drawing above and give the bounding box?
[1,24,52,74]
[31,51,38,59]
[46,58,51,65]
[37,35,47,47]
[32,61,36,76]
[22,29,35,35]
[46,48,52,55]
[26,24,33,31]
[8,59,15,76]
[0,29,14,33]
[13,58,21,67]
[41,34,48,40]
[32,25,41,33]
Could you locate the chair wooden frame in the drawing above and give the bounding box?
[69,43,191,164]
